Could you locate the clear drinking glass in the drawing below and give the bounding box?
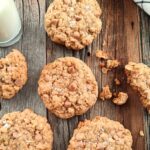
[0,0,22,47]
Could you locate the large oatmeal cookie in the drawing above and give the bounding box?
[45,0,102,50]
[0,109,53,150]
[125,62,150,113]
[38,57,98,119]
[68,116,133,150]
[0,49,27,99]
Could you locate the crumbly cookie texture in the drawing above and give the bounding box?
[99,85,112,100]
[125,62,150,113]
[0,109,53,150]
[68,116,133,150]
[38,57,98,119]
[113,92,128,105]
[107,60,120,69]
[96,50,108,60]
[45,0,102,50]
[0,49,27,99]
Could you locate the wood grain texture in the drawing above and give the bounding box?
[140,10,150,150]
[0,0,149,150]
[0,0,46,117]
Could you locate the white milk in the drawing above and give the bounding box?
[0,0,22,47]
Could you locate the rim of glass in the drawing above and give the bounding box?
[0,26,22,44]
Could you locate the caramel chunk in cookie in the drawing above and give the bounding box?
[125,62,150,113]
[68,116,133,150]
[0,49,27,99]
[113,92,128,105]
[0,109,53,150]
[45,0,102,50]
[99,85,112,100]
[38,57,98,119]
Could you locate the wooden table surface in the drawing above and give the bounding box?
[0,0,149,149]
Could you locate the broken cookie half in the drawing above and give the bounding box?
[125,62,150,113]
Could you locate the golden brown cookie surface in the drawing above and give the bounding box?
[45,0,102,50]
[0,109,53,150]
[38,57,98,119]
[0,49,27,99]
[68,116,133,150]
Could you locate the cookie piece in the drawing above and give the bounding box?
[114,78,121,85]
[106,59,120,69]
[68,116,133,150]
[99,85,112,101]
[0,109,53,150]
[45,0,102,50]
[96,50,109,60]
[112,92,128,105]
[38,57,98,119]
[0,49,27,99]
[125,62,150,113]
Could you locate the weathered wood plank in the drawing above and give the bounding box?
[0,0,46,117]
[116,1,145,150]
[140,10,150,150]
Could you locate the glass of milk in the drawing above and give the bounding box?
[0,0,22,47]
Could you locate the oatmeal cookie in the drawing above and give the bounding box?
[0,49,27,99]
[68,116,133,150]
[45,0,102,50]
[125,62,150,113]
[0,109,53,150]
[38,57,98,119]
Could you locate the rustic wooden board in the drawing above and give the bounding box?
[0,0,149,150]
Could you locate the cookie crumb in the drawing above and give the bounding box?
[103,40,106,47]
[113,92,128,105]
[102,67,108,74]
[99,85,112,100]
[114,78,121,85]
[96,50,108,60]
[107,60,120,69]
[139,130,144,137]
